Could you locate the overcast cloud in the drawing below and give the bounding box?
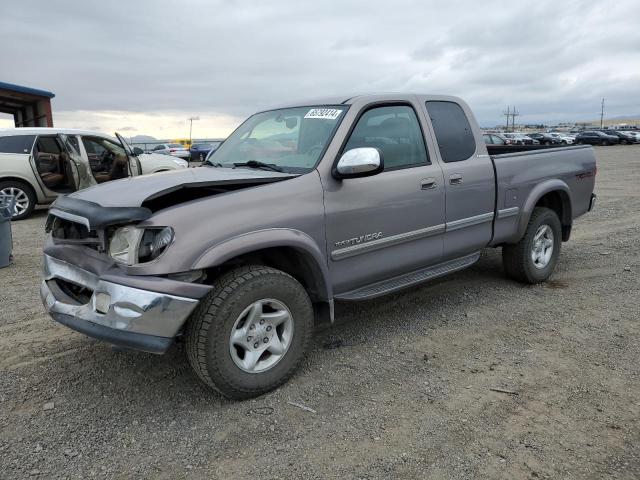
[1,0,639,137]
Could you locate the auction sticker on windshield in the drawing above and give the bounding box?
[304,108,343,120]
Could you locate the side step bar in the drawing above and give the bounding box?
[334,252,481,301]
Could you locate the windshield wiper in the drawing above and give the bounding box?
[233,160,284,172]
[204,159,223,167]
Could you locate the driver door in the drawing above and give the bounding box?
[324,103,446,294]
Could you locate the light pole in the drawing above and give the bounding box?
[188,116,200,146]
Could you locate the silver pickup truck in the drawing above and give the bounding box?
[41,94,596,398]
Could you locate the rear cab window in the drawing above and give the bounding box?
[0,135,36,154]
[425,101,476,162]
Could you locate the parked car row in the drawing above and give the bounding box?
[146,141,222,161]
[0,128,188,220]
[485,129,640,147]
[574,130,639,146]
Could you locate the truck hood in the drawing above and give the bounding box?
[69,166,297,210]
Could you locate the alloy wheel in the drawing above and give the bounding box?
[1,186,30,217]
[531,224,554,269]
[229,298,294,373]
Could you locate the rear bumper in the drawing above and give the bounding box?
[40,254,200,353]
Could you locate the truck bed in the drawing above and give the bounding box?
[489,145,597,246]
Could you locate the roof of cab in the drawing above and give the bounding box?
[264,93,463,111]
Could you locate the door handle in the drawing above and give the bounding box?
[449,174,463,185]
[420,178,437,190]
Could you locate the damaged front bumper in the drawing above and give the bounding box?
[40,254,204,354]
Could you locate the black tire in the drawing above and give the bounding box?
[601,140,607,146]
[577,140,583,145]
[544,141,551,146]
[503,207,562,284]
[185,265,314,399]
[0,180,36,220]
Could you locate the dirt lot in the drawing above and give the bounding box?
[1,146,638,479]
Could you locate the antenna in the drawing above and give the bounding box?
[600,98,605,128]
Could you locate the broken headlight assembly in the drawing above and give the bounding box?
[108,226,174,265]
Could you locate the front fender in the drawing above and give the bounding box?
[192,228,332,301]
[517,179,572,240]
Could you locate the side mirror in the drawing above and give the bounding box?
[334,147,383,179]
[132,147,144,156]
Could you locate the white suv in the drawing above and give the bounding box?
[0,128,188,219]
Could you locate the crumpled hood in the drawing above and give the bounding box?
[69,166,296,208]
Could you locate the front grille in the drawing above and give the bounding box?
[46,215,102,250]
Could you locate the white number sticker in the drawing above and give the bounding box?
[304,108,343,120]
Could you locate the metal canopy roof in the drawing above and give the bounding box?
[0,81,55,99]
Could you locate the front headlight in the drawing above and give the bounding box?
[108,226,174,265]
[172,159,188,168]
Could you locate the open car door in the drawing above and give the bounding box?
[115,132,142,176]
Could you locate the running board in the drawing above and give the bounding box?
[334,252,481,301]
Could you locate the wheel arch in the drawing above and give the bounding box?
[518,180,572,242]
[192,229,333,321]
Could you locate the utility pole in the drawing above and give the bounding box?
[503,106,511,131]
[600,98,605,128]
[188,116,200,146]
[511,106,520,131]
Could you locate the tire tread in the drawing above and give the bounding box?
[503,207,561,284]
[185,265,313,399]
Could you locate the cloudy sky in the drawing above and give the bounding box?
[1,0,639,138]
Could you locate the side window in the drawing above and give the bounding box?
[0,135,36,154]
[66,135,80,152]
[491,135,505,145]
[153,145,164,151]
[344,105,428,169]
[482,134,492,145]
[81,136,129,183]
[425,101,476,163]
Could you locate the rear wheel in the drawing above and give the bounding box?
[544,141,551,145]
[0,180,36,220]
[601,140,608,146]
[577,140,583,145]
[185,265,314,399]
[503,207,562,284]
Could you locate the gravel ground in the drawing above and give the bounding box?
[1,146,638,479]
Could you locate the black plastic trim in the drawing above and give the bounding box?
[50,195,152,231]
[51,312,173,354]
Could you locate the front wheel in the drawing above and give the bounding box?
[503,207,562,284]
[0,180,36,220]
[185,265,314,399]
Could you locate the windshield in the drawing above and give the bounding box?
[208,105,346,173]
